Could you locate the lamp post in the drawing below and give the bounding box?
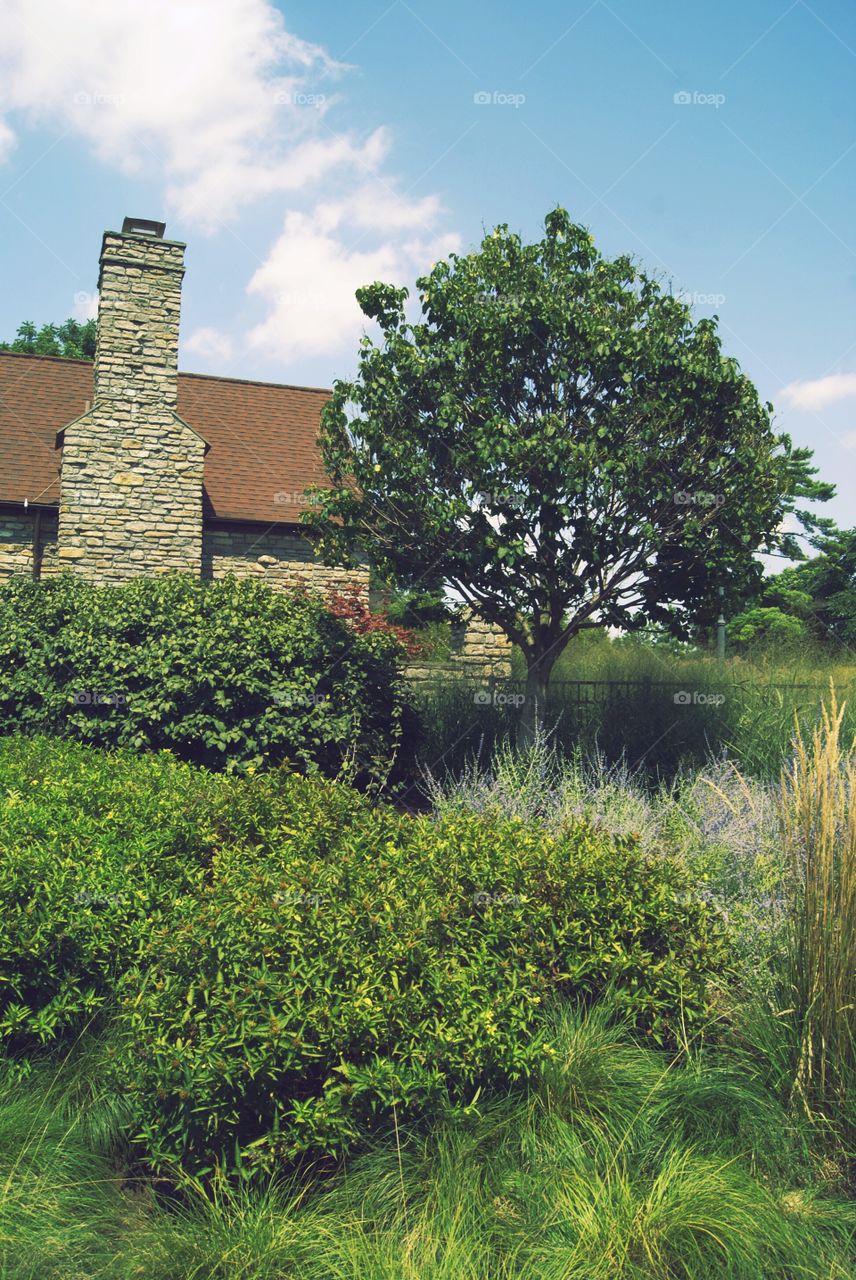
[716,585,726,662]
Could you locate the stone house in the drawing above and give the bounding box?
[0,216,509,678]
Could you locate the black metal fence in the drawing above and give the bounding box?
[449,677,828,704]
[413,674,845,779]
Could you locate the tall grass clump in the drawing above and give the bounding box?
[0,1046,135,1279]
[778,686,856,1144]
[2,1007,854,1279]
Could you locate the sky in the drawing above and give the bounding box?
[1,0,854,536]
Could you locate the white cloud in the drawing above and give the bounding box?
[841,430,856,451]
[247,206,458,362]
[0,0,458,369]
[0,0,348,227]
[779,373,856,411]
[0,117,16,162]
[316,183,445,234]
[185,327,235,363]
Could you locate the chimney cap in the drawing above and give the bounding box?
[121,216,166,238]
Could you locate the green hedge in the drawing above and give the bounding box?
[0,737,729,1180]
[0,573,412,779]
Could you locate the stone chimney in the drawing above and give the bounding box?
[57,218,206,583]
[95,216,182,407]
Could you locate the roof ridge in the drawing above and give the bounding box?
[178,369,332,395]
[0,350,332,396]
[0,350,93,367]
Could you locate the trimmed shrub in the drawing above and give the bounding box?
[0,572,413,780]
[0,737,374,1058]
[114,796,728,1178]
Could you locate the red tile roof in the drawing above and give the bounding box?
[0,351,332,523]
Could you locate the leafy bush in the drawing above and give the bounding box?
[0,736,728,1178]
[426,733,787,967]
[0,736,218,1052]
[0,573,413,780]
[0,737,373,1058]
[325,582,423,655]
[729,606,809,649]
[114,788,728,1178]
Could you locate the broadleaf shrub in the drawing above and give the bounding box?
[113,784,729,1178]
[0,736,218,1053]
[0,573,413,779]
[0,736,729,1180]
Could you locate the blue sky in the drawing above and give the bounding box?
[1,0,854,534]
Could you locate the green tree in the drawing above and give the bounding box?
[307,210,832,735]
[754,521,856,649]
[0,318,96,359]
[728,606,809,649]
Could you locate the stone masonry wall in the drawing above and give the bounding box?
[203,525,370,598]
[406,610,512,682]
[94,232,183,407]
[0,511,59,580]
[56,230,205,583]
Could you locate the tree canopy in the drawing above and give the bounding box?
[0,319,96,360]
[305,209,832,728]
[736,520,856,651]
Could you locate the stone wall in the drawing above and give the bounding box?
[0,512,368,597]
[203,524,370,597]
[56,228,205,583]
[0,510,59,580]
[406,610,512,682]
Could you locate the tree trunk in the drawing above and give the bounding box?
[518,649,557,747]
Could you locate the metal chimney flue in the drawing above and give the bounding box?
[121,216,166,238]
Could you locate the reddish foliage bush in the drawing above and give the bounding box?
[326,583,424,657]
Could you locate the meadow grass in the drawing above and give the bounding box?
[415,632,856,781]
[428,696,856,1161]
[1,1003,853,1279]
[2,674,855,1276]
